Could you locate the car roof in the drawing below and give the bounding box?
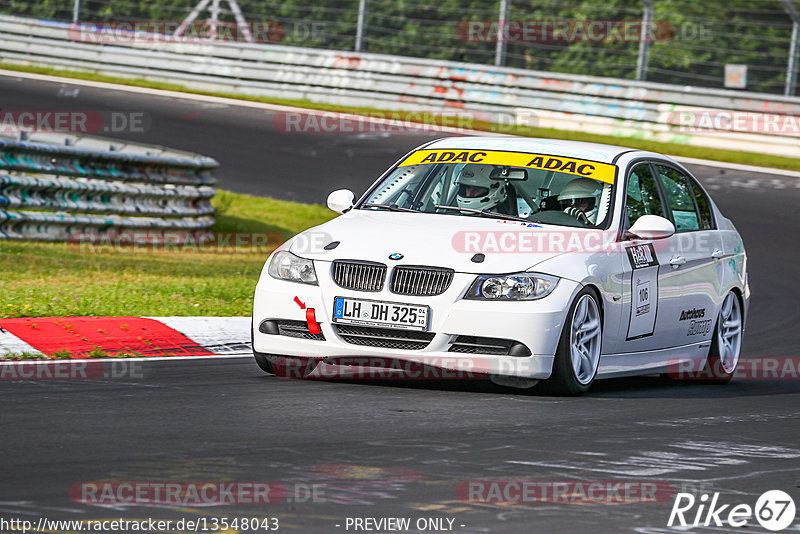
[423,136,637,164]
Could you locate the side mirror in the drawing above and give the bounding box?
[326,189,355,214]
[626,215,675,240]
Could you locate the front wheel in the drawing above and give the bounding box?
[701,291,743,383]
[542,288,603,395]
[253,352,275,374]
[251,317,274,374]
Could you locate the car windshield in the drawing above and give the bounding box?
[359,150,617,228]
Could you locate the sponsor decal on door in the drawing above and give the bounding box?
[626,243,659,339]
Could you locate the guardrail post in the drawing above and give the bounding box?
[355,0,367,52]
[175,0,212,40]
[636,0,654,81]
[227,0,253,42]
[208,0,220,39]
[174,0,252,43]
[494,0,509,66]
[780,0,799,96]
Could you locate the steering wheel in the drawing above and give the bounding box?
[563,206,590,225]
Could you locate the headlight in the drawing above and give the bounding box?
[465,273,559,300]
[267,251,318,285]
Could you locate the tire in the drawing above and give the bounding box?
[700,291,743,383]
[253,352,275,374]
[251,320,319,378]
[254,352,321,378]
[541,287,603,395]
[251,318,275,374]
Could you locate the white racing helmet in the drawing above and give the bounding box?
[455,164,507,210]
[558,178,601,210]
[558,177,603,224]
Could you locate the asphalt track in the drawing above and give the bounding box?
[2,73,800,533]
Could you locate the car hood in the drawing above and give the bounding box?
[287,210,607,274]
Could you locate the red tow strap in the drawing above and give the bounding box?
[306,308,321,335]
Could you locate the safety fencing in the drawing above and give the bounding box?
[0,132,217,241]
[1,15,799,158]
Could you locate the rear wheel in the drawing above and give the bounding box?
[701,291,743,383]
[542,288,603,395]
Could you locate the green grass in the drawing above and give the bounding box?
[0,190,336,318]
[0,349,144,360]
[211,190,334,236]
[3,62,800,172]
[0,351,52,360]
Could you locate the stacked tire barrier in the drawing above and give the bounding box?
[1,15,799,157]
[0,133,217,241]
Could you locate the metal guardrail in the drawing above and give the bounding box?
[1,15,799,157]
[0,132,217,241]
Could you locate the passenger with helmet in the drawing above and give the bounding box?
[453,164,516,215]
[558,178,602,224]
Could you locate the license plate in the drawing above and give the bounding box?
[333,297,429,331]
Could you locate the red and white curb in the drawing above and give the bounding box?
[0,316,251,359]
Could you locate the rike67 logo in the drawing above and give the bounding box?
[669,490,796,531]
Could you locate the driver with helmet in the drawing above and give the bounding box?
[453,166,602,224]
[454,164,515,214]
[558,178,602,224]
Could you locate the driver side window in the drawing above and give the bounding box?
[626,163,664,227]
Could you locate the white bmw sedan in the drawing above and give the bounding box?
[252,137,749,394]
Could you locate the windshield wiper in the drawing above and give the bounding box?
[361,203,419,213]
[434,205,532,224]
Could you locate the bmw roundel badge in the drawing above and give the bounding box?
[389,253,404,260]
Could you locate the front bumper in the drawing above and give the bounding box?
[252,266,580,379]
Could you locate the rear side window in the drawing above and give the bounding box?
[655,165,700,233]
[690,178,714,230]
[626,163,664,227]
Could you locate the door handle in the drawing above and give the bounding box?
[712,249,725,259]
[669,256,686,268]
